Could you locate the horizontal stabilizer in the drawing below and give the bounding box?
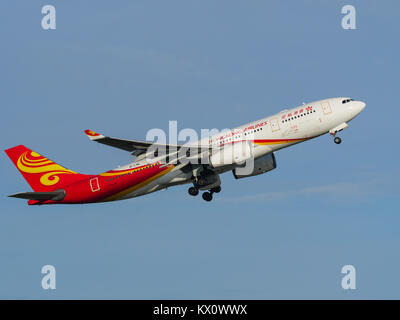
[9,190,66,201]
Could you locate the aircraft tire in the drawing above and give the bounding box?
[188,187,199,196]
[202,192,213,202]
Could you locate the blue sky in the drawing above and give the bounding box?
[0,0,399,299]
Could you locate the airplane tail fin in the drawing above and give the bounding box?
[5,145,89,192]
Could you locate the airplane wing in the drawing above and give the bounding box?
[84,129,182,156]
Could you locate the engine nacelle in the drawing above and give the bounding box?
[210,141,253,168]
[232,153,276,179]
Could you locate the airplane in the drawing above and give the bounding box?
[5,97,365,205]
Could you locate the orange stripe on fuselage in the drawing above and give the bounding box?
[32,163,173,204]
[99,162,160,177]
[253,138,307,145]
[217,138,308,148]
[100,165,174,202]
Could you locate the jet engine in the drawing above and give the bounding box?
[232,153,276,179]
[210,141,253,168]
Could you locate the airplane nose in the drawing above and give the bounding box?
[347,100,366,119]
[352,100,366,115]
[358,101,366,110]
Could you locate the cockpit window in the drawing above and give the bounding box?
[342,98,353,104]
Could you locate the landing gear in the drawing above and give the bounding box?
[190,167,221,201]
[330,128,343,145]
[201,186,221,202]
[196,177,207,187]
[188,186,199,196]
[334,137,342,144]
[202,192,213,202]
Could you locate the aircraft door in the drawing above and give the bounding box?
[90,177,100,192]
[270,118,280,132]
[321,101,332,115]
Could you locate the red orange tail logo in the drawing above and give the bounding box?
[16,150,76,186]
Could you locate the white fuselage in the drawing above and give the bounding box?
[117,97,366,199]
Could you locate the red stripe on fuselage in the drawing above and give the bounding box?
[29,163,171,205]
[216,138,307,147]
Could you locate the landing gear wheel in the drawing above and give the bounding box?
[211,186,221,193]
[188,187,199,196]
[334,137,342,144]
[202,192,213,202]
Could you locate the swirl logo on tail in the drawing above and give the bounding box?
[17,151,76,186]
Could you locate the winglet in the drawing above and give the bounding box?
[84,129,105,141]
